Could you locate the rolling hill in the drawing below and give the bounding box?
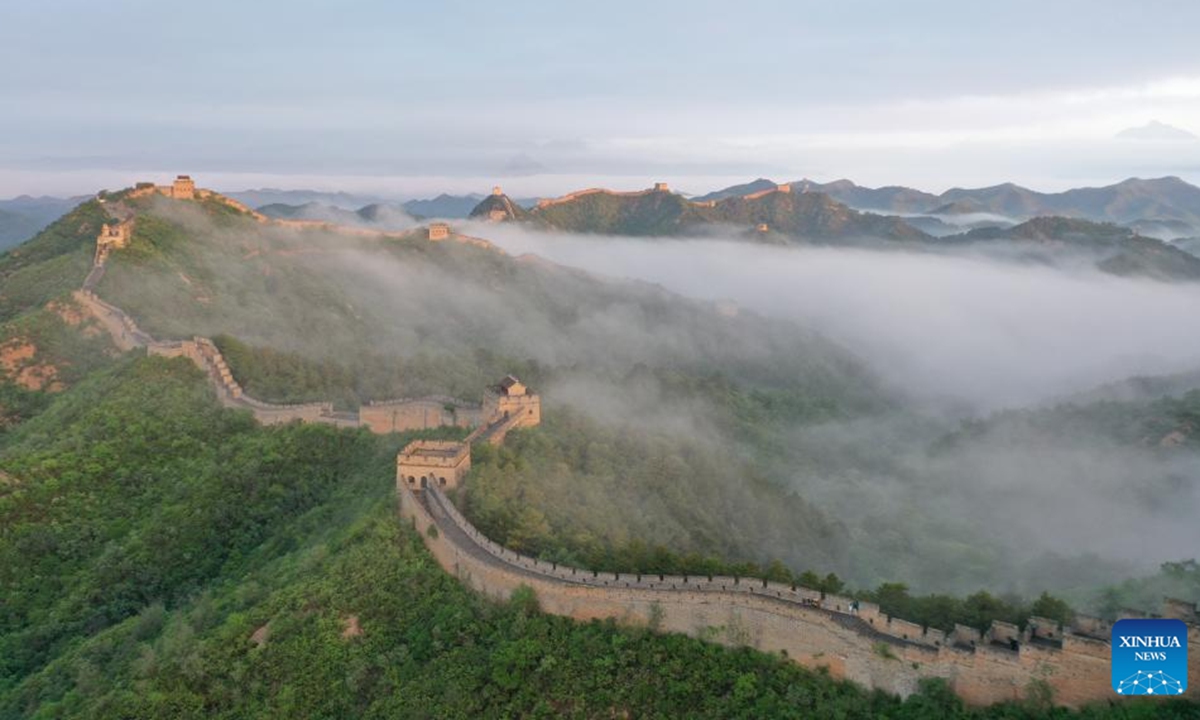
[480,185,932,243]
[767,176,1200,237]
[0,196,84,252]
[474,185,1200,279]
[951,217,1200,281]
[402,192,484,218]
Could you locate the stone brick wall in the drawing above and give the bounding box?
[401,478,1200,708]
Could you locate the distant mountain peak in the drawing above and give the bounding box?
[468,191,530,222]
[1115,121,1198,141]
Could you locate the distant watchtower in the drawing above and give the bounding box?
[482,375,541,428]
[776,183,791,193]
[428,222,450,240]
[653,182,670,192]
[756,223,769,233]
[492,185,504,196]
[171,175,196,200]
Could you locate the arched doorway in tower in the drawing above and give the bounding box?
[419,476,428,489]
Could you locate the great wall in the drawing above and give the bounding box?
[76,177,1200,709]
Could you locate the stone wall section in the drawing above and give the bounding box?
[400,482,1200,709]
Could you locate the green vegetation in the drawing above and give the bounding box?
[0,307,116,431]
[460,411,1085,635]
[211,334,541,410]
[533,191,697,235]
[963,217,1200,281]
[860,585,1074,635]
[461,410,846,573]
[0,200,120,430]
[0,201,104,323]
[525,189,930,242]
[1094,561,1200,618]
[2,358,1192,718]
[938,390,1200,452]
[0,358,389,687]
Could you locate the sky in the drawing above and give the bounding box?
[5,0,1200,197]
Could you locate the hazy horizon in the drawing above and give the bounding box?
[5,1,1200,196]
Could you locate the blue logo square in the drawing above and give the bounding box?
[1112,618,1188,696]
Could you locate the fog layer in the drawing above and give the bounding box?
[476,224,1200,411]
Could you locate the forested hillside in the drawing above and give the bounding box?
[2,358,1193,718]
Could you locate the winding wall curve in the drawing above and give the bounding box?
[400,480,1199,708]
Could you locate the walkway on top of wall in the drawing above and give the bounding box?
[419,484,926,652]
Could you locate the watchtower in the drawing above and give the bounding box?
[492,185,504,196]
[397,440,471,490]
[482,375,541,428]
[428,222,450,240]
[653,182,670,192]
[171,175,196,200]
[776,183,791,193]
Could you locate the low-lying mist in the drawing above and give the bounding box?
[473,223,1200,412]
